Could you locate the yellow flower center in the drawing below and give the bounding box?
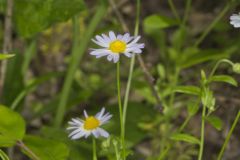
[84,116,100,130]
[109,40,126,53]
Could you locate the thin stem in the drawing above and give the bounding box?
[209,59,234,78]
[0,149,10,160]
[54,2,107,127]
[92,138,97,160]
[167,0,180,23]
[122,0,140,136]
[113,142,120,160]
[217,110,240,160]
[179,115,191,132]
[121,1,141,159]
[116,61,125,159]
[198,104,207,160]
[16,141,40,160]
[194,3,230,47]
[182,0,192,26]
[0,0,13,100]
[169,68,179,108]
[108,0,128,32]
[122,55,135,131]
[109,0,162,109]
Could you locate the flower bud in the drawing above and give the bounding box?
[233,63,240,74]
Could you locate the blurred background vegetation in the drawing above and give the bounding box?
[0,0,240,159]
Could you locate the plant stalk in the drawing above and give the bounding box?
[217,111,240,160]
[198,104,207,160]
[116,61,125,159]
[92,138,97,160]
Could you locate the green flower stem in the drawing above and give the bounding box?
[17,140,40,160]
[167,0,180,23]
[198,104,207,160]
[217,110,240,160]
[178,115,191,132]
[116,61,125,158]
[209,59,234,78]
[121,0,141,159]
[92,138,97,160]
[182,0,192,25]
[194,3,230,47]
[0,149,10,160]
[54,2,107,127]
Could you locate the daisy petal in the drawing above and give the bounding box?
[109,31,116,41]
[113,54,120,63]
[96,107,105,119]
[83,110,88,118]
[92,39,108,47]
[127,36,141,47]
[107,54,113,62]
[97,128,109,138]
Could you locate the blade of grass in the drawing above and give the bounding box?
[21,39,37,76]
[54,1,107,127]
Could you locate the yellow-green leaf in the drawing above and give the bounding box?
[0,54,15,60]
[211,75,238,87]
[171,133,200,145]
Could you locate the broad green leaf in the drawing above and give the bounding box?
[49,0,85,22]
[22,135,69,160]
[0,54,15,60]
[144,14,177,34]
[0,149,10,160]
[171,133,200,145]
[172,26,187,51]
[210,75,238,87]
[40,127,91,160]
[0,105,26,147]
[14,0,85,37]
[205,116,223,131]
[14,0,52,38]
[174,86,201,96]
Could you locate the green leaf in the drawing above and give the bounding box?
[14,0,85,37]
[210,75,238,87]
[2,53,25,105]
[0,149,10,160]
[174,86,201,96]
[0,105,26,147]
[14,0,52,38]
[144,14,177,34]
[0,54,15,60]
[49,0,85,22]
[40,127,92,160]
[205,116,223,131]
[179,47,237,68]
[22,135,69,160]
[171,133,200,145]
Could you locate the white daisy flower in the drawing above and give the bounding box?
[230,13,240,28]
[67,107,112,140]
[90,31,145,63]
